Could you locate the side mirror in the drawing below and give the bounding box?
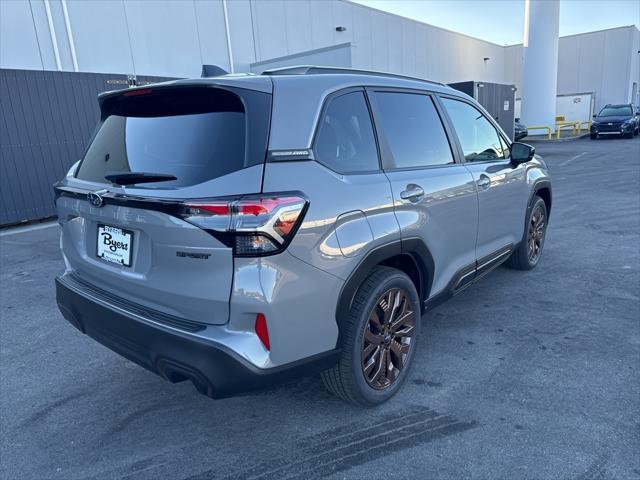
[511,142,535,165]
[592,114,597,119]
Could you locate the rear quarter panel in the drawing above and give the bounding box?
[261,161,400,280]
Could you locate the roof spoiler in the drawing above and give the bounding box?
[201,65,229,78]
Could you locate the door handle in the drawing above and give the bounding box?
[476,175,491,189]
[400,184,425,201]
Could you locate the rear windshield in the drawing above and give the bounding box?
[76,87,270,187]
[598,106,632,117]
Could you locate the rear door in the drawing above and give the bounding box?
[56,84,271,325]
[439,96,528,267]
[367,89,479,298]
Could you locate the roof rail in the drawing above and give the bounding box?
[261,65,445,86]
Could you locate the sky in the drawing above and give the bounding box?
[350,0,640,45]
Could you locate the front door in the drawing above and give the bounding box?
[367,89,479,298]
[439,96,528,267]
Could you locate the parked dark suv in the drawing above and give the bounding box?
[514,119,528,141]
[55,66,552,406]
[590,104,640,139]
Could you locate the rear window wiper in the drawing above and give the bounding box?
[105,171,177,186]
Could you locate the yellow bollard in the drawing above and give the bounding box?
[528,126,552,140]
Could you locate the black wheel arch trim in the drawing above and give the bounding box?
[530,179,552,217]
[334,237,434,347]
[521,179,552,244]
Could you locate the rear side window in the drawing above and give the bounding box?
[313,91,379,173]
[76,87,269,187]
[371,92,454,169]
[441,98,508,162]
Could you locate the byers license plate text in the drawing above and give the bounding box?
[97,224,133,266]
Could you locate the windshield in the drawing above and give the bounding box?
[598,106,632,117]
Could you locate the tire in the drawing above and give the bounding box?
[624,131,633,139]
[321,266,421,406]
[590,133,597,140]
[506,195,548,271]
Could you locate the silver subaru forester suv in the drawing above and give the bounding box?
[55,66,551,406]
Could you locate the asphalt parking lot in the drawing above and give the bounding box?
[1,136,639,480]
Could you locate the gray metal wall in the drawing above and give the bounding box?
[504,26,640,111]
[0,69,170,226]
[449,81,516,140]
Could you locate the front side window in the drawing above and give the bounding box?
[372,92,454,169]
[442,98,508,162]
[314,91,379,173]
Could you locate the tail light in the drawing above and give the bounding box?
[181,194,308,257]
[255,313,270,350]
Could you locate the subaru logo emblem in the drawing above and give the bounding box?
[87,189,108,207]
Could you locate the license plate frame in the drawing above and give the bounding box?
[96,224,134,267]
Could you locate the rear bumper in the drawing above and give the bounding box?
[55,274,339,398]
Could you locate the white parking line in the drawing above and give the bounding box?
[0,221,58,237]
[559,151,587,166]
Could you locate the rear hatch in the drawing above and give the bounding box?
[56,82,271,325]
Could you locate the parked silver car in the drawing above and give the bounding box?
[55,66,552,406]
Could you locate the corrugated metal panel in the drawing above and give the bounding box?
[0,69,172,226]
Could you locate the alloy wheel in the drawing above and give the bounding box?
[361,288,415,390]
[527,204,546,264]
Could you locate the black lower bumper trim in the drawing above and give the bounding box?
[55,275,340,398]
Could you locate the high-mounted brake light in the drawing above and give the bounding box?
[182,194,307,257]
[123,88,153,97]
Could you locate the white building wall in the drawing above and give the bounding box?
[1,0,638,111]
[627,27,640,105]
[0,0,505,83]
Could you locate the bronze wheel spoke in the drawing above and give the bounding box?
[364,328,383,345]
[363,345,381,376]
[394,324,414,338]
[389,309,414,333]
[370,348,386,383]
[374,349,390,387]
[370,309,383,330]
[389,340,408,369]
[381,289,397,324]
[385,349,398,383]
[362,342,377,360]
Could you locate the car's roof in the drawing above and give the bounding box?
[261,65,455,93]
[120,66,460,96]
[603,103,632,108]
